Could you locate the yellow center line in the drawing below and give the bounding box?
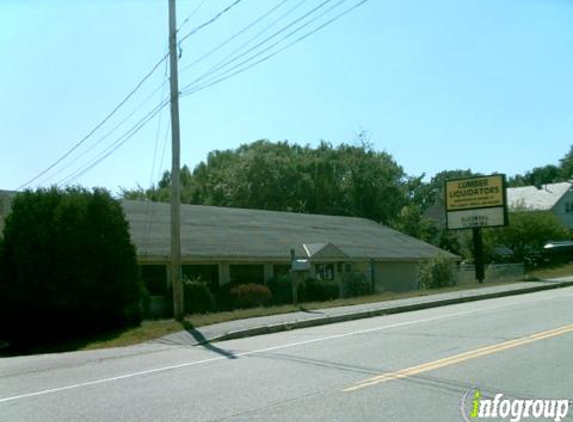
[343,323,573,393]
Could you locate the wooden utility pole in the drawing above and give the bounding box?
[168,0,184,321]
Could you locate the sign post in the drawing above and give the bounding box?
[445,174,508,283]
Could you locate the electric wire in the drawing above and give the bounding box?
[179,0,330,94]
[177,0,209,33]
[178,0,245,46]
[178,0,293,75]
[34,83,167,187]
[18,0,244,189]
[181,0,368,97]
[142,62,170,250]
[57,98,170,187]
[17,53,169,190]
[22,0,367,188]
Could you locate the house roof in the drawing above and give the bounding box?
[122,199,458,262]
[507,182,572,211]
[303,242,348,260]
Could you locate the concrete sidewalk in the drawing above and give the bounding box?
[152,278,573,347]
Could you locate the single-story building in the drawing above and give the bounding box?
[122,199,458,295]
[0,190,459,294]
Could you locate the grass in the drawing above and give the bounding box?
[6,265,572,356]
[23,279,521,354]
[526,262,573,280]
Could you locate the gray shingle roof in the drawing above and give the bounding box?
[122,200,458,262]
[507,182,572,211]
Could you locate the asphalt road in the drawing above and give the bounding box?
[2,287,573,422]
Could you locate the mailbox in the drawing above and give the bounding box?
[291,259,310,272]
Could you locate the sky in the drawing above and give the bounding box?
[1,0,572,194]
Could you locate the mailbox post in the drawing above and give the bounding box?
[290,248,310,305]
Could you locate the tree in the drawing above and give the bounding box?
[120,139,409,225]
[508,165,561,187]
[419,169,481,212]
[482,208,571,264]
[392,204,439,244]
[560,145,573,181]
[0,187,143,349]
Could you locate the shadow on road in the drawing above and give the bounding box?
[184,323,237,359]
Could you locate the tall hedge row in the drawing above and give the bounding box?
[0,187,143,349]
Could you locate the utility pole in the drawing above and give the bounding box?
[169,0,184,321]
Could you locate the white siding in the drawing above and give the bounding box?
[553,191,573,229]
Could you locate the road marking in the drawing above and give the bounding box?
[343,323,573,392]
[0,308,487,404]
[2,290,573,404]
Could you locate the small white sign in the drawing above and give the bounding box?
[447,208,506,230]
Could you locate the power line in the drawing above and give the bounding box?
[21,0,368,189]
[142,63,171,252]
[35,83,167,187]
[180,0,331,94]
[17,53,169,191]
[181,0,368,97]
[177,0,209,32]
[178,0,245,46]
[45,1,246,187]
[18,0,245,190]
[57,99,170,187]
[178,0,294,75]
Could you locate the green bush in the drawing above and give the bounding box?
[229,283,271,309]
[0,187,143,349]
[304,279,339,302]
[183,277,216,314]
[266,274,306,304]
[341,272,371,298]
[482,209,571,265]
[418,254,457,289]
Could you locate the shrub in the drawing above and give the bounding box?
[266,274,306,304]
[0,187,143,349]
[482,209,571,265]
[418,254,457,289]
[304,279,339,302]
[183,277,216,314]
[229,283,271,309]
[341,272,371,298]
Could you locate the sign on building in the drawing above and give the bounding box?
[445,174,508,230]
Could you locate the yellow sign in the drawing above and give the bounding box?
[445,175,505,211]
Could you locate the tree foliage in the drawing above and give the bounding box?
[508,145,573,187]
[482,209,571,263]
[418,253,457,289]
[0,187,143,349]
[121,140,410,224]
[559,146,573,181]
[508,165,561,187]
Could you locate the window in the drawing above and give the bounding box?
[182,265,219,288]
[315,263,334,280]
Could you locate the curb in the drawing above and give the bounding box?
[206,281,573,344]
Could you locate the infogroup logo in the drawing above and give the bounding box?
[460,389,571,422]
